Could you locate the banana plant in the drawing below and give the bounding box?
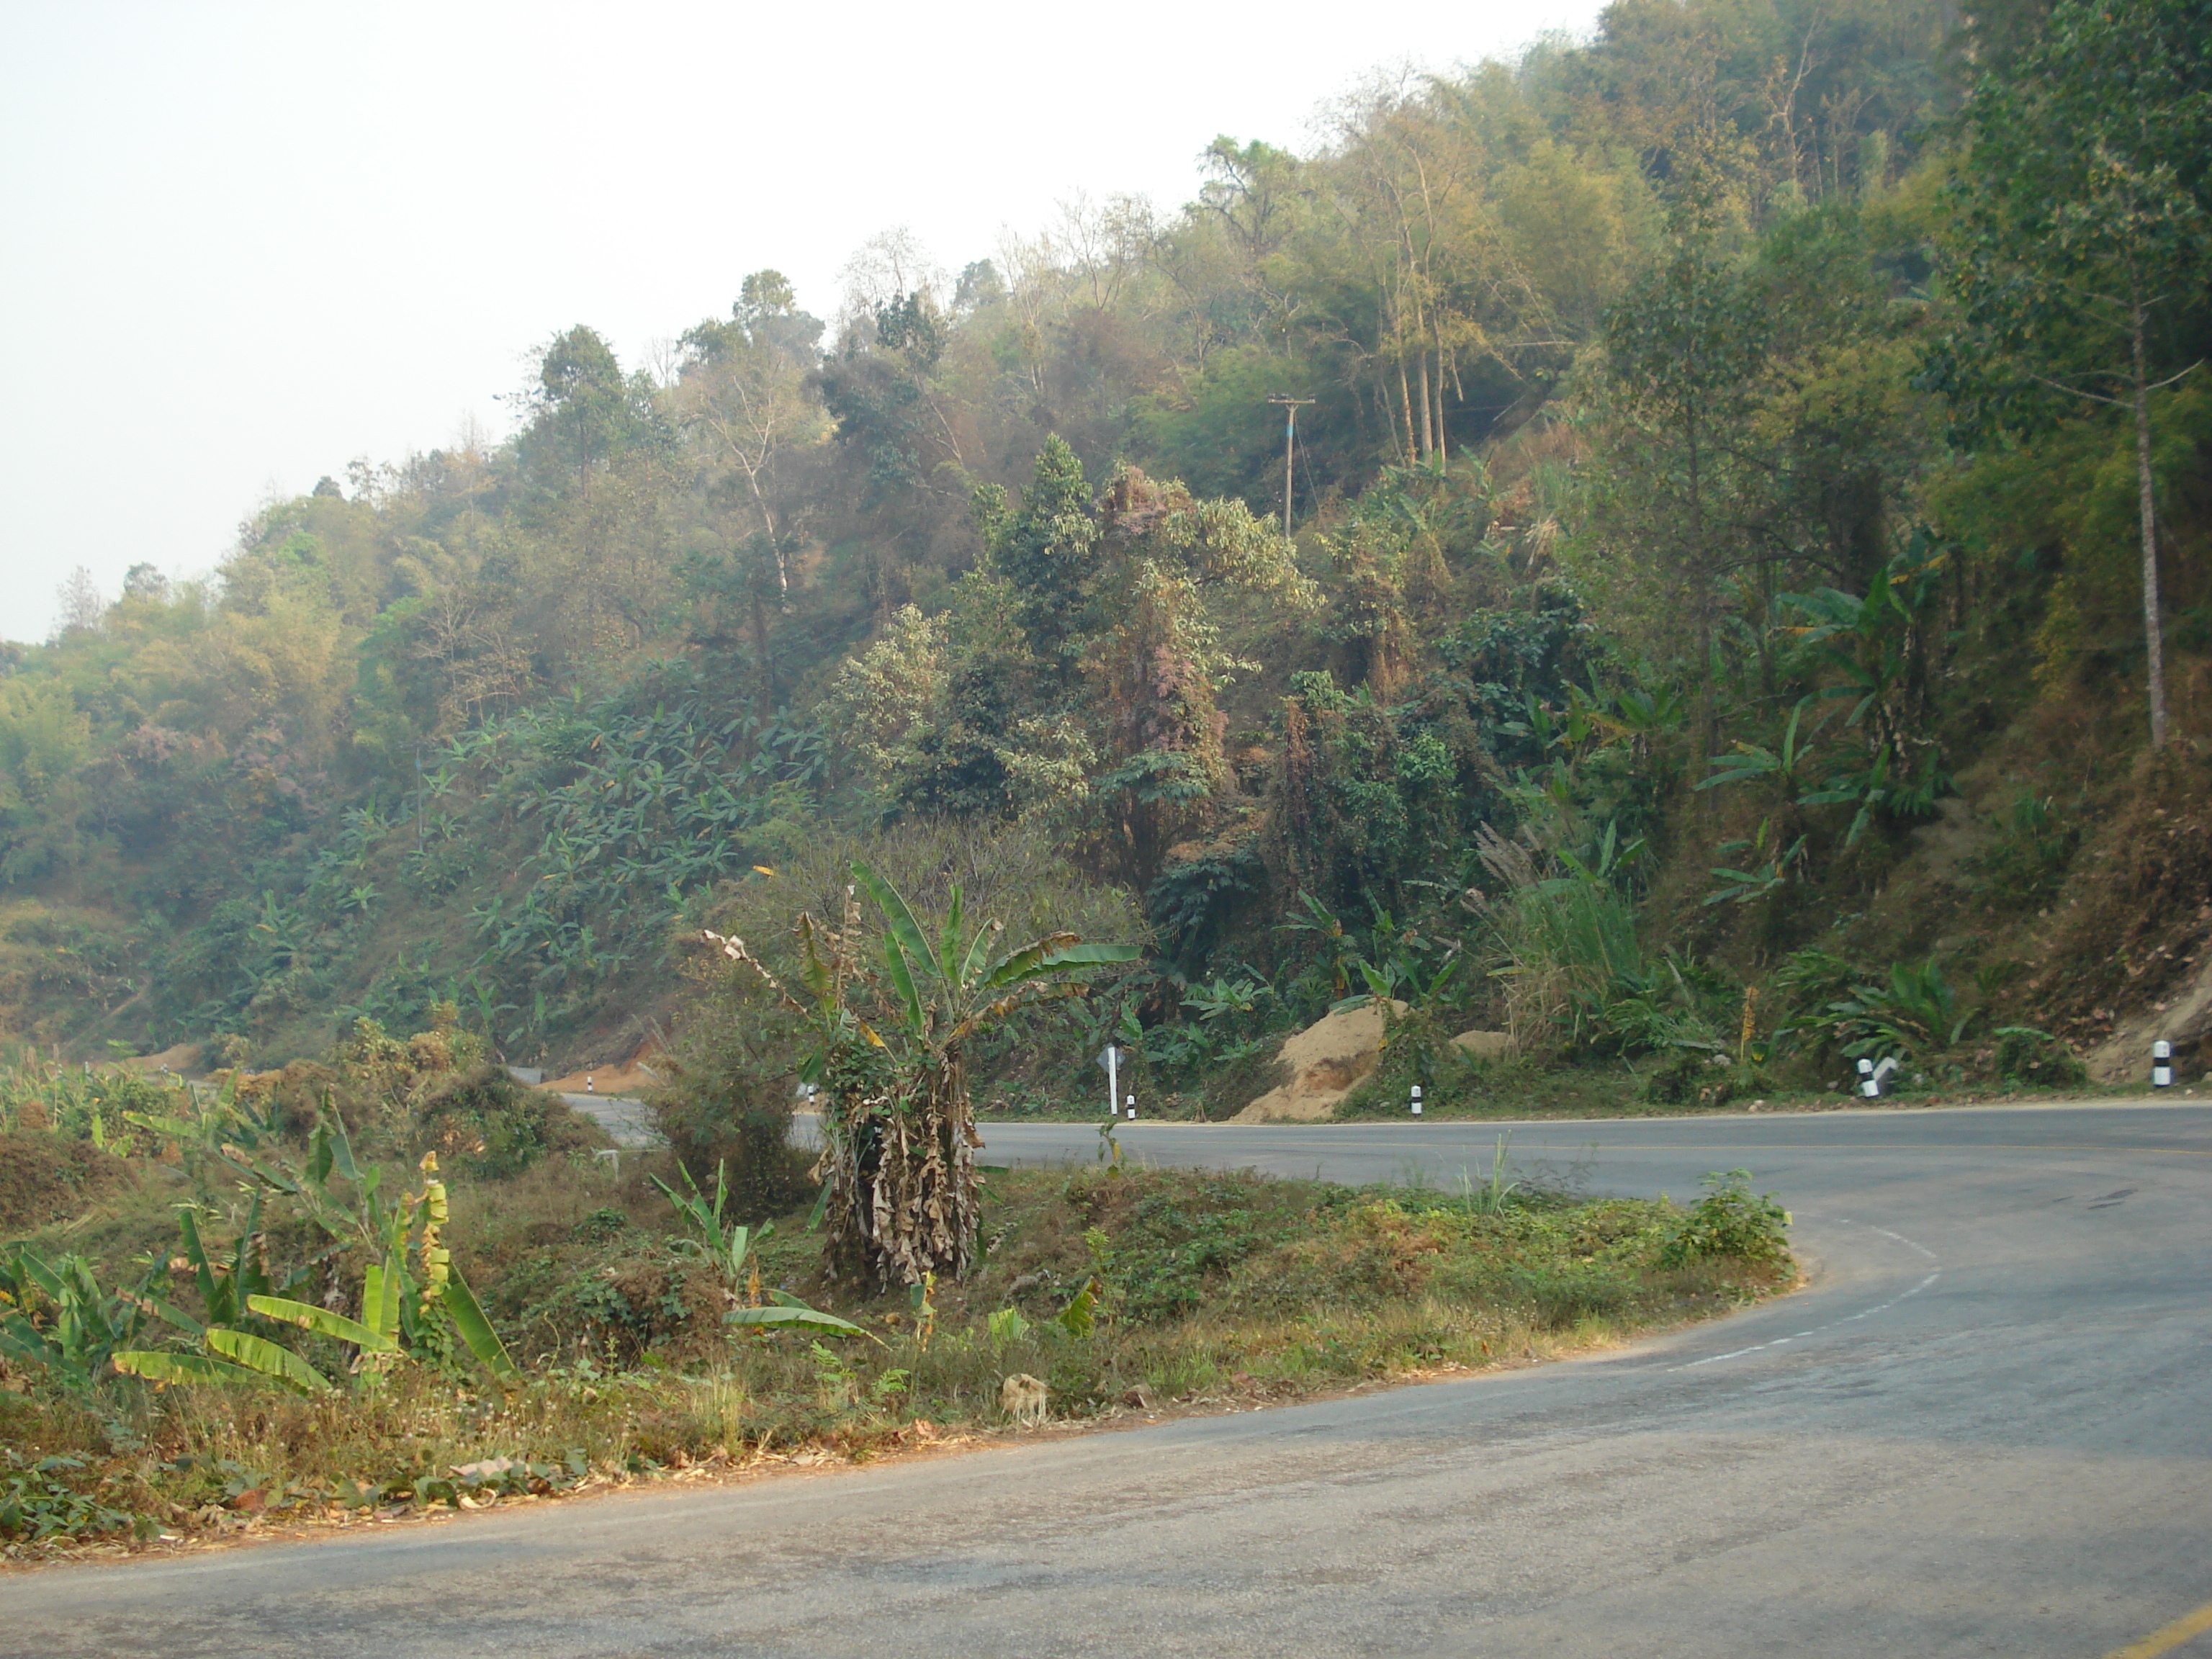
[1181,976,1272,1020]
[114,1150,516,1395]
[0,1248,183,1394]
[1698,697,1820,796]
[652,1161,873,1339]
[853,861,1140,1051]
[707,861,1137,1291]
[652,1158,770,1290]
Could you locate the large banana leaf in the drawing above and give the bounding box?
[246,1295,398,1354]
[362,1258,403,1348]
[204,1328,333,1396]
[726,1305,872,1337]
[938,884,966,996]
[853,861,943,979]
[0,1310,70,1380]
[441,1270,519,1382]
[1035,940,1143,971]
[877,928,925,1035]
[984,936,1138,992]
[112,1350,264,1388]
[174,1207,228,1324]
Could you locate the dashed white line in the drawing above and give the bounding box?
[1671,1219,1942,1370]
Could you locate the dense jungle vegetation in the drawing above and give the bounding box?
[5,0,2204,1557]
[4,0,2210,1115]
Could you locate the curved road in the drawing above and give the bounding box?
[4,1101,2209,1657]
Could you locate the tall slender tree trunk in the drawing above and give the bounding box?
[1432,351,1449,463]
[1416,351,1435,458]
[1687,415,1714,802]
[750,590,773,722]
[1757,557,1776,700]
[1397,359,1419,463]
[2131,292,2168,750]
[747,479,787,598]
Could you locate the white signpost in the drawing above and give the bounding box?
[1858,1056,1899,1098]
[1097,1045,1123,1119]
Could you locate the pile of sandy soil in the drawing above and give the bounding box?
[115,1041,202,1076]
[1231,1003,1406,1123]
[1229,1008,1515,1122]
[544,1035,667,1097]
[0,1130,134,1232]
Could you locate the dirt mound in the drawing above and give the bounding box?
[2086,948,2212,1082]
[0,1131,134,1236]
[2026,755,2212,1074]
[1232,1002,1406,1123]
[118,1041,202,1076]
[544,1034,667,1097]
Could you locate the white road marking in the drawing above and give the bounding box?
[1672,1218,1943,1370]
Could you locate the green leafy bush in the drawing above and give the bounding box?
[1965,793,2080,907]
[0,1452,150,1543]
[1658,1170,1791,1269]
[1991,1026,2089,1089]
[412,1066,606,1180]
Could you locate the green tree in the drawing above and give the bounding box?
[1596,204,1770,776]
[677,274,830,588]
[1083,467,1313,886]
[1929,0,2212,747]
[0,679,91,882]
[979,434,1096,675]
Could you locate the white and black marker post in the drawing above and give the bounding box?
[1125,1094,1137,1120]
[1859,1056,1899,1099]
[2154,1040,2175,1088]
[1410,1084,1423,1117]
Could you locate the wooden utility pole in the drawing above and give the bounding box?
[1267,395,1315,538]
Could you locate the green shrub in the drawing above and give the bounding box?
[0,1451,151,1543]
[647,1087,817,1223]
[1492,1263,1640,1328]
[1658,1170,1791,1269]
[412,1067,608,1180]
[1965,793,2080,907]
[1639,1049,1738,1107]
[1991,1026,2089,1089]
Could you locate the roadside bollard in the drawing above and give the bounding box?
[1859,1056,1898,1098]
[1410,1084,1424,1117]
[1125,1093,1137,1120]
[2154,1040,2174,1089]
[586,1074,595,1094]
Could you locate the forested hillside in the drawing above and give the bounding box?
[4,0,2208,1105]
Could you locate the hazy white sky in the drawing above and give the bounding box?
[0,0,1600,643]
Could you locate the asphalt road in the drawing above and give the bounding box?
[5,1101,2209,1658]
[559,1092,660,1148]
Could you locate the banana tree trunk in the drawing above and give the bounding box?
[818,1053,979,1292]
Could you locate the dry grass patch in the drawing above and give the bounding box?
[1,1164,1789,1562]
